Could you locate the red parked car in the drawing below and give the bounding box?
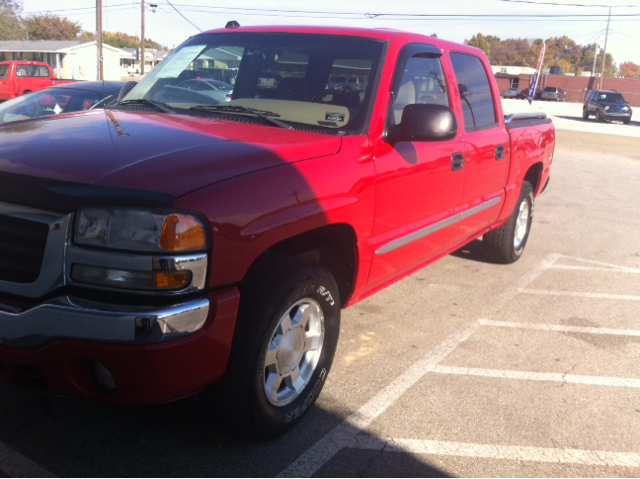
[0,61,77,101]
[0,26,554,437]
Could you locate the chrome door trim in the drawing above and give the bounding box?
[375,196,502,255]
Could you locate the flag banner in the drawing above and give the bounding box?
[528,41,546,104]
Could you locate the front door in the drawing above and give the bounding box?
[0,64,11,100]
[367,44,465,291]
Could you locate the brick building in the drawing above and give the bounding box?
[495,73,640,106]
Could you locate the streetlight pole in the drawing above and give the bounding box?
[96,0,103,80]
[599,7,611,90]
[141,0,145,77]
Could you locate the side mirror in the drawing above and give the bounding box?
[387,104,458,143]
[117,81,138,102]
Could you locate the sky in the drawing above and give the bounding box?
[18,0,640,66]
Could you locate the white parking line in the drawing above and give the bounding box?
[432,366,640,388]
[518,288,640,301]
[0,441,56,478]
[552,256,640,273]
[479,319,640,337]
[359,437,640,468]
[277,321,482,478]
[550,265,640,274]
[493,254,560,311]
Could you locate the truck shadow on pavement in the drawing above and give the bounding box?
[0,382,450,477]
[450,239,493,264]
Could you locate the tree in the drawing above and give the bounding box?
[79,31,164,49]
[619,62,640,79]
[24,14,83,40]
[467,33,492,57]
[0,0,25,41]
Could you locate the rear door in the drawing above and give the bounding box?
[367,44,465,290]
[0,64,11,100]
[450,51,510,243]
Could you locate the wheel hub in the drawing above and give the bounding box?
[262,298,325,407]
[278,327,305,374]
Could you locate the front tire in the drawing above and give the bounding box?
[483,181,534,264]
[220,255,340,438]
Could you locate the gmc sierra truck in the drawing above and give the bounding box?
[0,61,77,101]
[0,26,554,437]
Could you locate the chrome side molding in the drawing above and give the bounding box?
[375,197,502,255]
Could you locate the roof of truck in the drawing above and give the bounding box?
[198,25,479,53]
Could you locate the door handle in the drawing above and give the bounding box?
[451,153,465,171]
[496,145,506,160]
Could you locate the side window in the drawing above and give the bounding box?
[450,52,497,131]
[0,65,8,79]
[390,54,449,125]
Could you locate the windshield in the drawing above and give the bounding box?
[0,87,117,124]
[597,92,625,103]
[122,33,385,134]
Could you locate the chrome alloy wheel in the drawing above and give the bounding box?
[514,199,531,250]
[263,298,325,407]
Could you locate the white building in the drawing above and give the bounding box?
[0,40,132,81]
[491,65,537,75]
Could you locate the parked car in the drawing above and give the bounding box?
[540,86,565,102]
[176,79,233,103]
[0,81,127,124]
[0,61,77,101]
[503,88,526,99]
[0,26,554,438]
[328,76,366,92]
[583,89,632,124]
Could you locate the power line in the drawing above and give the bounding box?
[498,0,640,7]
[164,0,202,31]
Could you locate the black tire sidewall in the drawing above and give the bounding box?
[513,183,534,258]
[250,273,340,436]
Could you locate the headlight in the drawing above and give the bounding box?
[75,208,207,252]
[604,106,610,111]
[622,106,629,111]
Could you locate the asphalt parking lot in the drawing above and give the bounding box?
[1,102,639,477]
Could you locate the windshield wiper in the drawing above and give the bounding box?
[115,99,174,114]
[190,105,293,130]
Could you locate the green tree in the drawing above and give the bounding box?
[467,33,492,57]
[24,14,83,40]
[79,31,164,49]
[0,0,25,41]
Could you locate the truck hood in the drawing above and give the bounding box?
[0,109,342,201]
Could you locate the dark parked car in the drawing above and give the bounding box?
[540,86,565,102]
[583,90,632,124]
[503,88,526,99]
[0,81,127,124]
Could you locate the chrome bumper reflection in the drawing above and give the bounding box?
[0,296,210,347]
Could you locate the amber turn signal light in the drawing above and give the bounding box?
[160,214,207,251]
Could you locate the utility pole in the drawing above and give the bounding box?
[591,44,598,78]
[97,0,103,80]
[141,0,145,77]
[599,7,611,90]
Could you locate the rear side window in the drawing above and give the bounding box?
[450,52,497,131]
[0,65,8,79]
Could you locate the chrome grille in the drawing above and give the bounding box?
[0,215,49,283]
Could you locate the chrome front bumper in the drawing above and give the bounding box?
[0,296,210,347]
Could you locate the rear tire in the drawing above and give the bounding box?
[483,181,534,264]
[218,254,340,438]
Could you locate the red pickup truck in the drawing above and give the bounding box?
[0,61,76,101]
[0,26,553,437]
